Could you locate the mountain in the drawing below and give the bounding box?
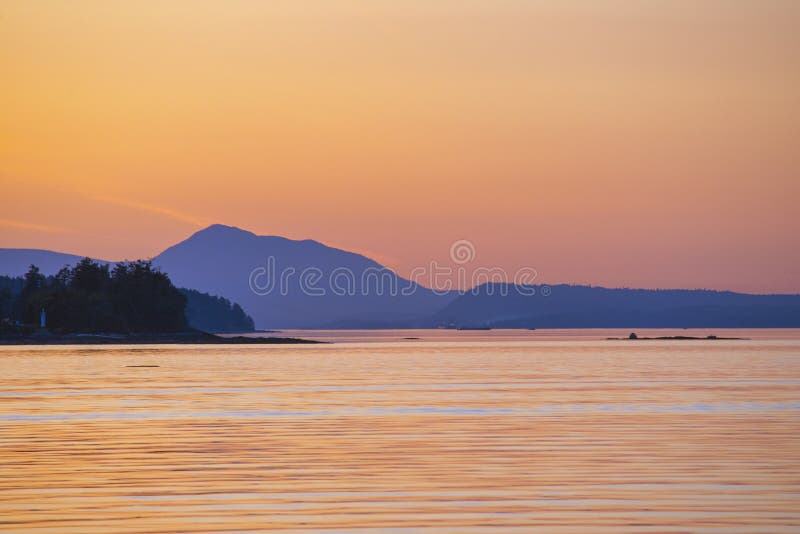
[0,229,454,329]
[0,249,109,277]
[152,224,454,329]
[430,283,800,328]
[4,230,799,329]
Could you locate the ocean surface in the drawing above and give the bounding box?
[1,329,799,533]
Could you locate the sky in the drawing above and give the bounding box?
[1,1,799,293]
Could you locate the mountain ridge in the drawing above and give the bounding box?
[430,283,800,328]
[151,224,454,328]
[2,225,799,329]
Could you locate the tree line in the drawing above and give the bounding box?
[5,259,187,333]
[0,259,255,334]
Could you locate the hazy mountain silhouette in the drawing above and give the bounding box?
[152,224,454,328]
[431,283,800,328]
[0,249,110,276]
[3,230,800,329]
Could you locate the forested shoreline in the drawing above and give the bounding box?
[0,259,254,334]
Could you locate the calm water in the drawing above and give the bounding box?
[2,329,800,533]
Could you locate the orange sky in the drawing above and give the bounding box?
[1,1,799,293]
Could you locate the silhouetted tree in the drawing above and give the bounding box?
[110,260,187,332]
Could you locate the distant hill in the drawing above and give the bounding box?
[0,249,109,276]
[430,283,800,328]
[152,224,454,329]
[0,230,454,329]
[4,230,799,329]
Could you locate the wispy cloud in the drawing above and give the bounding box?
[0,219,73,234]
[91,195,209,226]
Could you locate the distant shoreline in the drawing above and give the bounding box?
[607,335,748,341]
[0,331,324,345]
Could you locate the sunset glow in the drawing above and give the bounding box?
[2,1,798,292]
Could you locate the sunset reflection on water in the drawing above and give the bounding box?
[2,332,800,532]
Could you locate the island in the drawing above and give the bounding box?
[0,259,320,345]
[0,331,321,345]
[607,332,748,341]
